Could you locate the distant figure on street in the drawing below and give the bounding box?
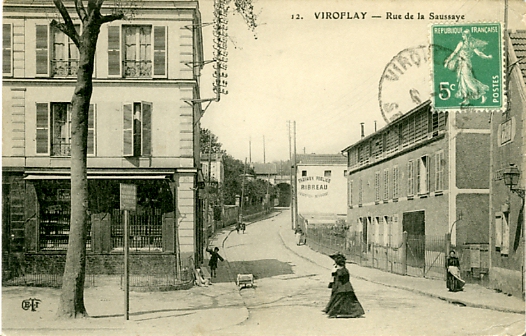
[236,222,240,234]
[446,250,465,292]
[323,253,365,318]
[295,227,303,246]
[206,247,224,278]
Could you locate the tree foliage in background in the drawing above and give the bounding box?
[200,128,276,208]
[200,128,225,155]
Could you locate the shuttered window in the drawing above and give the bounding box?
[51,25,79,77]
[108,26,121,76]
[153,26,166,77]
[123,102,152,156]
[374,171,380,202]
[392,166,399,199]
[37,102,96,156]
[36,25,49,76]
[36,103,50,154]
[417,155,429,194]
[435,151,444,191]
[3,24,12,75]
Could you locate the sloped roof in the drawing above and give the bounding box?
[296,154,347,166]
[252,163,278,175]
[509,30,526,82]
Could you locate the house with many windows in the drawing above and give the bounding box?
[342,101,491,280]
[2,0,206,281]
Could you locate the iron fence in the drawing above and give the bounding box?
[301,216,448,281]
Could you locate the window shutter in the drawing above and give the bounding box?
[153,26,166,77]
[425,155,430,193]
[87,104,96,155]
[407,161,413,196]
[3,24,12,75]
[36,103,49,154]
[502,213,509,255]
[495,214,502,249]
[123,103,133,156]
[141,101,152,156]
[348,180,353,206]
[393,214,399,246]
[36,25,49,76]
[108,26,121,77]
[416,159,421,194]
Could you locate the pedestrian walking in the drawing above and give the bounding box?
[236,222,240,234]
[323,253,365,318]
[206,247,224,278]
[446,250,465,292]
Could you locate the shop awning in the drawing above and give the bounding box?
[24,174,171,180]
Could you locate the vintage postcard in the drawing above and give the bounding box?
[2,0,525,335]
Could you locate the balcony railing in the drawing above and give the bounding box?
[51,142,71,157]
[124,60,152,78]
[51,60,78,77]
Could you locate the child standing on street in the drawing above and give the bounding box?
[206,247,224,278]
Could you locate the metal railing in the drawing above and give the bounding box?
[300,215,448,281]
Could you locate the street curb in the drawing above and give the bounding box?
[277,229,525,315]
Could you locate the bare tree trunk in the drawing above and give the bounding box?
[57,23,100,319]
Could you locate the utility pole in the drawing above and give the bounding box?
[293,121,299,230]
[204,136,212,249]
[249,137,252,164]
[288,121,294,229]
[263,135,266,164]
[239,158,247,224]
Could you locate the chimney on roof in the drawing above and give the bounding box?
[374,120,377,132]
[360,122,365,138]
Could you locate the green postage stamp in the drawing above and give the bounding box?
[431,23,504,111]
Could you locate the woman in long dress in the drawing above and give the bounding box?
[446,250,465,292]
[323,253,365,318]
[444,29,493,105]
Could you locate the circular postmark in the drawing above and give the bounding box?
[378,45,431,123]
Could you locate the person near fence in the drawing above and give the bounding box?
[206,247,224,278]
[295,227,303,246]
[446,250,465,292]
[323,253,365,318]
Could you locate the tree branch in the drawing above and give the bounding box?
[74,0,88,22]
[50,20,80,48]
[52,0,81,47]
[99,13,125,24]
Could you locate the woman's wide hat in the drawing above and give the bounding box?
[329,253,346,264]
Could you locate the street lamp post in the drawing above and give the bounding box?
[503,164,525,199]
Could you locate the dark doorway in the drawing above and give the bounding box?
[403,211,425,268]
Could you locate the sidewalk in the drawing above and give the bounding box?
[278,224,525,315]
[2,226,248,336]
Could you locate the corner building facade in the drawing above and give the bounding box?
[2,0,206,280]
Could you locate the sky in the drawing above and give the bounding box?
[198,0,526,163]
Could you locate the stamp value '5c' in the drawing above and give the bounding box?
[431,23,504,111]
